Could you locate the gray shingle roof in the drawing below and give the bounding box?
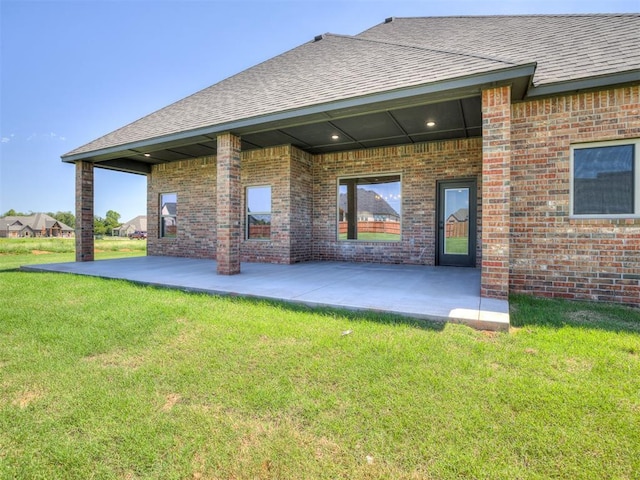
[448,208,469,222]
[0,214,74,232]
[339,189,399,217]
[64,14,640,159]
[119,215,147,232]
[358,15,640,86]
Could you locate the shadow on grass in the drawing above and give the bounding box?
[510,293,640,334]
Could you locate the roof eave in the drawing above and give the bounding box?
[525,69,640,99]
[61,63,536,164]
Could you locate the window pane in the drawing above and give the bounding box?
[574,145,634,215]
[248,214,271,239]
[161,193,177,214]
[247,186,271,213]
[161,216,177,238]
[247,186,271,239]
[160,193,177,238]
[338,176,401,241]
[444,188,469,255]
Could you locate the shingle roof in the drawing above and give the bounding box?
[64,14,640,159]
[448,208,469,222]
[0,214,74,232]
[339,189,399,217]
[119,215,147,232]
[359,15,640,86]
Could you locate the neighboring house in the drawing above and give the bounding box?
[0,213,74,238]
[114,215,147,237]
[62,15,640,307]
[338,189,400,223]
[446,208,469,239]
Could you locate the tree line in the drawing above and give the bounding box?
[1,209,123,236]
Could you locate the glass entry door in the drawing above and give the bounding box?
[437,179,476,267]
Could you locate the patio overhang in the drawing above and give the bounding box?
[61,63,536,174]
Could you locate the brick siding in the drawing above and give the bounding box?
[510,85,640,306]
[312,139,482,265]
[142,84,639,307]
[75,161,94,261]
[481,86,512,299]
[147,156,217,259]
[241,145,296,264]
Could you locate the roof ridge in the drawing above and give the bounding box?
[386,13,640,20]
[338,32,520,67]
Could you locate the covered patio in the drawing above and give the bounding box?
[23,257,509,331]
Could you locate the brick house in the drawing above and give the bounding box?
[62,15,640,307]
[0,213,74,238]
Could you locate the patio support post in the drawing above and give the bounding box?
[216,132,242,275]
[481,85,511,299]
[75,160,94,262]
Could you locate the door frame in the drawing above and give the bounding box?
[436,178,477,267]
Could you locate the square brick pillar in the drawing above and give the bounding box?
[75,160,94,262]
[481,85,511,299]
[216,132,242,275]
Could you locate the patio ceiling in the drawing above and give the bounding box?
[79,66,534,175]
[93,95,483,175]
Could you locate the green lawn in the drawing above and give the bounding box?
[0,250,639,479]
[445,236,468,254]
[338,233,400,241]
[0,237,145,270]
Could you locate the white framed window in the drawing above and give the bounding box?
[570,139,639,218]
[160,193,177,238]
[337,174,401,241]
[246,186,271,239]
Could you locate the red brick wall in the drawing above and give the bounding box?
[290,147,314,263]
[148,145,314,265]
[75,161,94,261]
[240,145,295,264]
[216,133,242,274]
[510,85,640,306]
[312,139,483,265]
[481,86,512,299]
[147,156,217,259]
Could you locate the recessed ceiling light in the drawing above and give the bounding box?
[426,121,436,127]
[331,134,340,140]
[144,153,151,157]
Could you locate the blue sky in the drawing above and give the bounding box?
[1,0,637,222]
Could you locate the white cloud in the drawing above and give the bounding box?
[1,137,10,143]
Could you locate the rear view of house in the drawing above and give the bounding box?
[62,15,640,307]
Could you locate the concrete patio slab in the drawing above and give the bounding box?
[22,256,510,331]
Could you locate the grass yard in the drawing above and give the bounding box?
[444,236,468,254]
[338,233,401,241]
[0,237,145,270]
[0,252,639,478]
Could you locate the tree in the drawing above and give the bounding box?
[104,210,121,236]
[93,211,121,236]
[46,211,75,228]
[93,216,107,236]
[2,209,28,217]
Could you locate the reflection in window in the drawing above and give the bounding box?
[247,186,271,239]
[573,144,634,215]
[338,175,401,241]
[160,193,177,238]
[444,188,469,255]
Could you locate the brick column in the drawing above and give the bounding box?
[75,160,94,262]
[481,85,511,299]
[216,132,242,275]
